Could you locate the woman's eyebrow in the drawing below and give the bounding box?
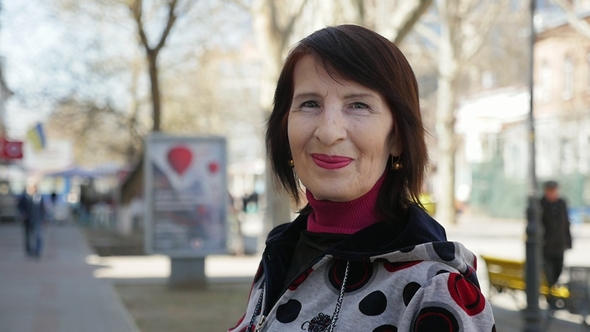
[342,92,378,100]
[292,92,323,100]
[293,92,378,100]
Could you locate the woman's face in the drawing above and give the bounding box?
[288,55,401,202]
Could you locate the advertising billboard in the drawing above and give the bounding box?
[144,134,228,257]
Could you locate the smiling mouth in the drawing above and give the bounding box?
[311,153,352,170]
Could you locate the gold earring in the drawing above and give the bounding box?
[289,159,294,168]
[391,155,402,170]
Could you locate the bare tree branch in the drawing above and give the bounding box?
[153,0,179,56]
[266,0,308,49]
[129,0,179,57]
[392,0,433,44]
[130,0,151,54]
[460,1,504,63]
[552,0,590,39]
[268,0,281,39]
[283,0,309,40]
[128,0,185,132]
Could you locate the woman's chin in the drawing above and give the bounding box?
[307,186,359,202]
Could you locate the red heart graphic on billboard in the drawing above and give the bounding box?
[208,162,219,174]
[167,146,192,175]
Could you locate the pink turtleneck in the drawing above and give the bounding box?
[306,172,387,235]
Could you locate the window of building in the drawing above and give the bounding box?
[563,55,574,100]
[539,61,551,102]
[560,136,577,174]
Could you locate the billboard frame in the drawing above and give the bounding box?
[143,133,228,258]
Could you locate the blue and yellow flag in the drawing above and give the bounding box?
[26,123,46,151]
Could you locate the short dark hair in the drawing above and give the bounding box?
[266,25,427,219]
[544,180,559,189]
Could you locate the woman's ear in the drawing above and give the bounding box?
[390,141,403,157]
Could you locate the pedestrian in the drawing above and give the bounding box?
[540,181,572,290]
[48,191,58,224]
[17,182,46,257]
[229,25,495,332]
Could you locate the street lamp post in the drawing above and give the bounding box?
[523,0,542,331]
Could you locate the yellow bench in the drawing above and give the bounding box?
[480,255,570,300]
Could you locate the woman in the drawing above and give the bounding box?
[230,25,495,332]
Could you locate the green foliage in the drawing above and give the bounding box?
[470,156,589,218]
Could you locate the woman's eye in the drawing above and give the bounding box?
[300,100,320,108]
[352,102,369,109]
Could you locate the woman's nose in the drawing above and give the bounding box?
[314,105,346,146]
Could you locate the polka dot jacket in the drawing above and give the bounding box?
[229,206,496,332]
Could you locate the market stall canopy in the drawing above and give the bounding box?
[45,167,99,179]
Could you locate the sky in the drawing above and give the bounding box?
[1,1,65,138]
[1,0,147,139]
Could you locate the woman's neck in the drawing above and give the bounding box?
[306,172,387,235]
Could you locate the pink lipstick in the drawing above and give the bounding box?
[311,153,352,170]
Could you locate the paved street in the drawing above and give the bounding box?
[0,223,139,332]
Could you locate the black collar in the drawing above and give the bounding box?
[265,205,447,260]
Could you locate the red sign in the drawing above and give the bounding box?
[0,138,23,160]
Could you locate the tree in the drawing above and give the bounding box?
[38,0,252,221]
[129,0,186,132]
[56,0,189,133]
[299,0,432,44]
[46,97,146,165]
[122,0,256,208]
[415,0,506,224]
[363,0,433,44]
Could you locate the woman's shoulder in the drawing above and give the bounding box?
[371,240,478,281]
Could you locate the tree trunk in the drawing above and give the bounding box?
[435,74,459,225]
[263,166,293,235]
[435,0,460,225]
[148,52,161,132]
[252,0,293,231]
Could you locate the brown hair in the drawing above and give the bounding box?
[266,25,427,220]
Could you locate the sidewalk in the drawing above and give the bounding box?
[0,223,139,332]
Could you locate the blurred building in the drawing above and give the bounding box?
[455,87,529,217]
[533,12,590,215]
[458,13,590,218]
